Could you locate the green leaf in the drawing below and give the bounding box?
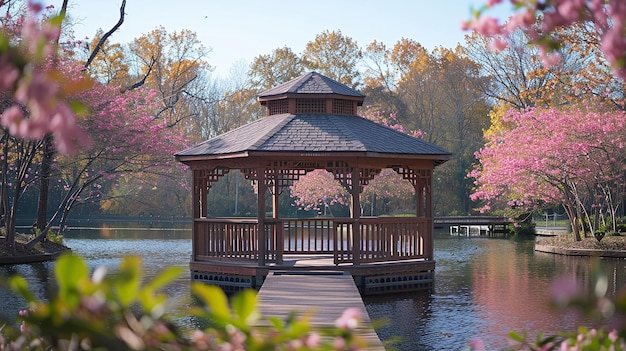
[9,276,36,303]
[0,34,9,52]
[146,266,183,292]
[48,13,65,27]
[113,256,142,307]
[230,289,259,325]
[55,253,89,307]
[191,283,231,321]
[508,331,525,343]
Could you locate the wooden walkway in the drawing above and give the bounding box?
[256,272,386,350]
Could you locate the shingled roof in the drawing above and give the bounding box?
[176,71,451,164]
[258,71,365,103]
[176,113,450,160]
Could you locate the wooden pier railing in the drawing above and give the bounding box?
[193,217,431,265]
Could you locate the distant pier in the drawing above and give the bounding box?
[434,216,511,237]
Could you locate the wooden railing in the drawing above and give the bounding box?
[193,218,281,262]
[282,219,335,254]
[193,217,431,265]
[334,217,430,264]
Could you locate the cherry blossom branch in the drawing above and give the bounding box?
[464,0,626,80]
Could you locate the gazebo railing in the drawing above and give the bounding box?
[193,217,430,265]
[282,218,335,254]
[334,217,430,264]
[193,218,282,262]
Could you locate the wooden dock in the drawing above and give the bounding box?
[256,272,386,350]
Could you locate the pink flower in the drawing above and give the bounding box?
[305,332,321,348]
[335,307,361,330]
[489,38,508,51]
[0,56,20,90]
[468,338,486,351]
[471,16,503,36]
[539,48,562,67]
[1,105,23,129]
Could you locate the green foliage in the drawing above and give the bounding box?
[510,216,536,238]
[1,253,365,350]
[46,230,64,245]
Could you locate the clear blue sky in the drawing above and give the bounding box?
[45,0,513,76]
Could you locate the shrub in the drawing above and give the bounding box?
[3,253,366,350]
[594,230,606,243]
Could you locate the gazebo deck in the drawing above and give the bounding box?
[190,215,436,295]
[190,256,435,295]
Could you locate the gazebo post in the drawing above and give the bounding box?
[257,166,267,266]
[426,171,434,260]
[192,169,201,219]
[272,180,283,264]
[191,169,201,263]
[351,167,361,265]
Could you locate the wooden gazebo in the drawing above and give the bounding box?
[175,72,451,294]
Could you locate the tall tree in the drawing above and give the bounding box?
[249,47,303,90]
[302,30,362,88]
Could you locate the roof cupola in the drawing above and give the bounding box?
[257,71,365,116]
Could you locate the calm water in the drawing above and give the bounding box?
[1,225,625,350]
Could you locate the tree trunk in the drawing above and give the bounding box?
[0,133,8,238]
[35,135,54,234]
[563,200,581,241]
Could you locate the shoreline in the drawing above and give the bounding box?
[535,243,626,258]
[0,233,71,265]
[535,234,626,258]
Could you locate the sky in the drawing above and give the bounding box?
[44,0,513,77]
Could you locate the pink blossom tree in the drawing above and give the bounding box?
[0,3,188,248]
[465,0,626,80]
[469,103,626,241]
[362,168,414,216]
[290,169,349,216]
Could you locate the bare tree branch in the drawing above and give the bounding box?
[122,56,157,92]
[83,0,126,70]
[155,75,198,117]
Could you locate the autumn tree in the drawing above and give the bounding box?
[249,47,304,91]
[302,30,362,88]
[465,24,624,112]
[362,40,490,215]
[84,30,131,86]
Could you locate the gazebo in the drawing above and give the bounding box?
[175,72,451,294]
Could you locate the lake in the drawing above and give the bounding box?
[1,224,624,350]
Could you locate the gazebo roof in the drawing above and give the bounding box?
[175,71,451,165]
[175,113,451,162]
[257,71,365,103]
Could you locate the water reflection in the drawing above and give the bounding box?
[364,233,626,350]
[2,226,626,350]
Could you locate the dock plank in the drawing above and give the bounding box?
[256,272,386,350]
